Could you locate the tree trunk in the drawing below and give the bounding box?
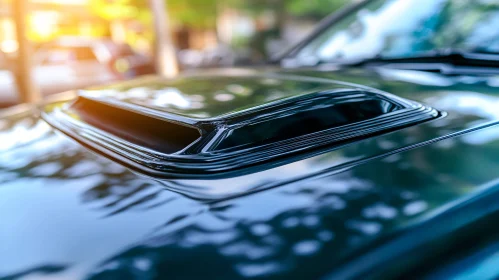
[149,0,178,77]
[13,0,40,104]
[274,0,287,38]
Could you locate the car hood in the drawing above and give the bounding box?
[2,67,499,279]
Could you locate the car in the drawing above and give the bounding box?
[0,38,155,108]
[2,0,499,279]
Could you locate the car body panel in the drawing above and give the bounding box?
[2,66,499,279]
[79,72,354,120]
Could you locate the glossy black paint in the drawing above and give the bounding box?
[43,73,438,182]
[2,67,499,279]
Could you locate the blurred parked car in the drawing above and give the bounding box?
[0,38,155,108]
[177,44,238,70]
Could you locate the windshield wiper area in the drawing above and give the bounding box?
[349,49,499,75]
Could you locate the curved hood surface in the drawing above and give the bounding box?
[2,67,499,279]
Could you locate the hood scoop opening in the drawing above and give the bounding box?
[215,95,400,150]
[42,77,440,179]
[68,97,201,154]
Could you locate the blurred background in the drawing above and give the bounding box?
[0,0,352,108]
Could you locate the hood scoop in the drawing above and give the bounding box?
[67,96,201,154]
[43,74,439,178]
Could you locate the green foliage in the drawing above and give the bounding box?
[287,0,349,18]
[227,0,349,19]
[88,0,350,31]
[168,0,219,29]
[231,35,250,49]
[90,0,219,29]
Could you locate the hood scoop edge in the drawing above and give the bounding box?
[42,86,440,179]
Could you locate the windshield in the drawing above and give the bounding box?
[294,0,499,64]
